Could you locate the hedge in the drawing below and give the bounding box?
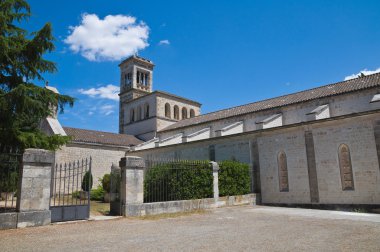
[144,160,251,201]
[144,161,213,202]
[218,160,251,196]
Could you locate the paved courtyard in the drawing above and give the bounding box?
[1,206,380,251]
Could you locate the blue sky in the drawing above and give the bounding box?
[26,0,380,133]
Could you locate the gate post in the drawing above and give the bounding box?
[119,156,145,216]
[210,161,220,201]
[17,149,53,228]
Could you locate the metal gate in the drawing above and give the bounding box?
[50,158,92,222]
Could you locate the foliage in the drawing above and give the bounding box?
[72,190,80,199]
[0,171,18,192]
[81,171,93,192]
[101,173,111,193]
[0,0,74,150]
[90,185,104,201]
[144,161,213,202]
[218,160,251,196]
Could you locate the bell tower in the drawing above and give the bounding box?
[119,55,155,133]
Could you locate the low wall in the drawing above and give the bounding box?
[0,211,51,230]
[124,194,257,217]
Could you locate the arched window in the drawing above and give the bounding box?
[137,106,142,121]
[144,103,150,118]
[277,151,289,192]
[182,107,188,119]
[174,105,179,120]
[130,108,135,122]
[165,103,171,118]
[190,109,195,118]
[338,144,354,190]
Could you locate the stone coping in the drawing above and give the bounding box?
[123,194,257,217]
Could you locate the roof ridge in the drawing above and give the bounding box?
[187,72,380,119]
[160,71,380,132]
[63,126,130,136]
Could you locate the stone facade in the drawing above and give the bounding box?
[54,143,127,186]
[130,112,380,205]
[41,56,380,207]
[119,56,201,141]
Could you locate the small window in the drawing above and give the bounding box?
[144,103,150,118]
[130,108,135,122]
[277,151,289,192]
[182,107,188,119]
[137,106,142,121]
[190,109,195,118]
[338,144,354,190]
[165,103,171,118]
[174,105,179,120]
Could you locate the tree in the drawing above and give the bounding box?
[0,0,74,150]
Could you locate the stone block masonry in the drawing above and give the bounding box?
[130,112,380,206]
[0,149,53,230]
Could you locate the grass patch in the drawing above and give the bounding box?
[90,200,110,216]
[135,209,208,220]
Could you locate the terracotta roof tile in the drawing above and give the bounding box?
[160,73,380,132]
[63,127,143,147]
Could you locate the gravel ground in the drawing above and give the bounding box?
[1,206,380,252]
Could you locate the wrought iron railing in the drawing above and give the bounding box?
[144,159,213,203]
[0,146,22,213]
[50,158,92,207]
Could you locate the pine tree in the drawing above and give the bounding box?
[0,0,74,150]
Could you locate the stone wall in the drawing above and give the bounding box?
[130,112,380,205]
[55,143,127,186]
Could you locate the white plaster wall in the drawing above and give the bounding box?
[123,117,156,141]
[159,134,183,147]
[186,128,210,142]
[263,115,283,129]
[221,122,244,136]
[315,107,330,120]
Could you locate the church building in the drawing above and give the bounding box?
[44,55,380,207]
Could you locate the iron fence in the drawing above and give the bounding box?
[0,146,22,213]
[144,159,213,203]
[50,158,92,207]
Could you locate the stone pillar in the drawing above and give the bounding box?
[119,156,145,216]
[210,161,220,201]
[17,149,53,227]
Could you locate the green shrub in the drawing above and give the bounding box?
[72,190,80,199]
[90,185,104,201]
[219,160,250,196]
[81,171,93,192]
[101,174,111,193]
[144,161,213,202]
[0,171,18,192]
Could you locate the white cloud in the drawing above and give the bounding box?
[344,68,380,81]
[78,84,119,101]
[159,39,170,45]
[64,13,149,61]
[100,105,115,116]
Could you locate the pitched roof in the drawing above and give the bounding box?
[63,127,143,147]
[160,73,380,132]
